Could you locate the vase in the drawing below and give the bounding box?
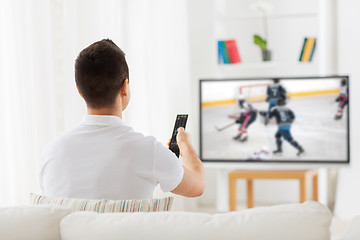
[262,49,271,61]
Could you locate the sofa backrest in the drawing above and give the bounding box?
[60,201,332,240]
[0,205,72,240]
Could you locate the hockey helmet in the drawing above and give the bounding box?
[237,94,245,107]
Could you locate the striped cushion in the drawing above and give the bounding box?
[30,193,173,212]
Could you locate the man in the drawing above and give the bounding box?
[264,78,287,125]
[269,98,305,156]
[233,95,257,142]
[39,39,205,200]
[334,78,348,120]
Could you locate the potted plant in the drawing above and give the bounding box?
[250,2,272,61]
[254,34,271,61]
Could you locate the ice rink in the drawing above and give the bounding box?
[201,94,348,162]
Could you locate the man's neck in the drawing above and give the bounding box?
[87,107,122,119]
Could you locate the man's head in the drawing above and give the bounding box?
[75,39,129,110]
[273,78,280,84]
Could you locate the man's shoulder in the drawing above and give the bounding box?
[42,119,172,167]
[109,125,158,146]
[42,127,81,156]
[44,124,159,154]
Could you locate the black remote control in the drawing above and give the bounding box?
[169,114,188,157]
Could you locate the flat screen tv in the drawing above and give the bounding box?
[199,76,349,164]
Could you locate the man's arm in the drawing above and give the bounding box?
[171,127,205,197]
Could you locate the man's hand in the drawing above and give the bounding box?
[171,127,205,197]
[176,127,192,156]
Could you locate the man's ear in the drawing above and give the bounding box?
[120,79,129,97]
[76,85,83,98]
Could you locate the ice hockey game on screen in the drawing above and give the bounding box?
[200,76,349,163]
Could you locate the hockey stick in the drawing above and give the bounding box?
[215,122,236,132]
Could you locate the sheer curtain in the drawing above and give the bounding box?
[0,0,191,206]
[0,0,57,205]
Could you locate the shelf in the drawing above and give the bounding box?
[215,62,319,78]
[210,0,323,78]
[218,61,316,67]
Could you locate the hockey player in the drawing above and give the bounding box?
[265,78,287,125]
[233,95,257,142]
[334,78,348,120]
[269,98,305,156]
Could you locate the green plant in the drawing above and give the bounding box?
[253,34,267,50]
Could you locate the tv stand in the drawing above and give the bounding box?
[228,169,319,211]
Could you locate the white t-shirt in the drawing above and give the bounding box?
[39,115,184,200]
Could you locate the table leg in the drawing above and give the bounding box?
[247,179,254,208]
[229,175,237,211]
[313,173,319,201]
[299,176,307,203]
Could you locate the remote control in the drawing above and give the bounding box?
[169,114,188,157]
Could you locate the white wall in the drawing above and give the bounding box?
[334,0,360,219]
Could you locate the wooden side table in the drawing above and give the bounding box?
[228,169,319,211]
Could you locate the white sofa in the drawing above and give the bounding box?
[0,201,358,240]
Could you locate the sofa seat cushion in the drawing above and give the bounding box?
[31,193,173,212]
[60,201,331,240]
[340,216,360,240]
[0,205,72,240]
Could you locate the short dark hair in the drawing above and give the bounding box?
[75,39,129,109]
[273,78,280,83]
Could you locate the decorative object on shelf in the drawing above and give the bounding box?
[218,39,241,64]
[253,34,271,61]
[250,1,273,61]
[299,37,317,62]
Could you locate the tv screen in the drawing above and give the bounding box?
[199,76,349,163]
